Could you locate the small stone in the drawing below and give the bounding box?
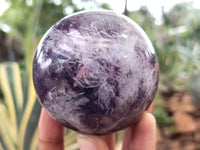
[170,140,181,150]
[179,133,194,142]
[182,141,195,150]
[162,126,173,137]
[166,93,196,113]
[195,131,200,142]
[196,120,200,131]
[173,111,197,133]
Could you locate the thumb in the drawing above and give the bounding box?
[77,134,110,150]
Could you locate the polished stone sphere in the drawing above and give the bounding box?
[33,10,159,135]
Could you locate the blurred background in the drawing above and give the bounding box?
[0,0,200,150]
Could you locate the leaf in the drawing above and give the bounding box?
[23,99,41,150]
[0,103,15,150]
[0,63,18,143]
[18,72,38,150]
[0,62,41,150]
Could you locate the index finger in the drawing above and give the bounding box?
[38,109,64,150]
[122,112,156,150]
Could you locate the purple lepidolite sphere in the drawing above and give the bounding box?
[33,10,159,135]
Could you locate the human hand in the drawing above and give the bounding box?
[38,108,156,150]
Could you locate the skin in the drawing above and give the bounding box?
[38,107,156,150]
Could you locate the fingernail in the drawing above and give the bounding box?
[77,134,97,150]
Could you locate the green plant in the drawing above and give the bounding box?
[0,62,41,150]
[153,96,174,127]
[153,105,174,127]
[158,3,200,95]
[0,1,44,149]
[0,62,81,150]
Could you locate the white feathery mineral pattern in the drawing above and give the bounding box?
[33,10,159,135]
